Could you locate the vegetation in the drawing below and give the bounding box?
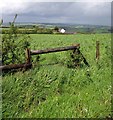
[2,18,30,65]
[1,27,53,34]
[54,26,59,32]
[2,33,111,118]
[1,23,111,34]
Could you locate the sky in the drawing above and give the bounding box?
[0,0,112,26]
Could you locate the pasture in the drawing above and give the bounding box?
[2,33,111,118]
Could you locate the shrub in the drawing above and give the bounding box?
[63,50,83,68]
[2,22,31,65]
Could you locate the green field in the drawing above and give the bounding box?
[2,33,111,118]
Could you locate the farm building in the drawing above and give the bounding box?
[59,28,77,34]
[59,28,66,33]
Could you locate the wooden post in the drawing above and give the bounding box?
[96,41,100,62]
[75,49,90,67]
[25,48,31,64]
[71,44,90,67]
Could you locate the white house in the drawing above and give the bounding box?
[59,28,65,33]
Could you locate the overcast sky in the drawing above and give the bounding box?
[0,0,112,26]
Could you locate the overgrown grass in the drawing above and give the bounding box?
[2,33,111,118]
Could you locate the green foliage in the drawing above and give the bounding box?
[54,26,59,32]
[2,33,111,118]
[63,50,84,68]
[2,28,53,34]
[2,23,30,65]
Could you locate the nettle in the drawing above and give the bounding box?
[2,15,31,65]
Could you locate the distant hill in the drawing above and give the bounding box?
[1,22,111,34]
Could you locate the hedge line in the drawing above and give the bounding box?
[2,29,53,34]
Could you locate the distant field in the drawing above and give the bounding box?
[2,33,111,118]
[1,23,111,34]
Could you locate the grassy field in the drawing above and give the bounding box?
[2,33,111,118]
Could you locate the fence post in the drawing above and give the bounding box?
[96,41,100,62]
[25,48,31,64]
[72,44,90,67]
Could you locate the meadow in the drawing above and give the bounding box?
[2,33,111,118]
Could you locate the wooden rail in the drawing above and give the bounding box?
[30,44,80,55]
[1,43,90,71]
[0,63,32,71]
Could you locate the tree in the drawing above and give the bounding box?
[54,26,59,32]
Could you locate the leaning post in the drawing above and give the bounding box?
[72,44,90,67]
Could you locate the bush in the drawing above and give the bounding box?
[2,23,31,65]
[63,50,83,68]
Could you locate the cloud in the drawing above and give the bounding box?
[1,1,111,25]
[1,0,31,14]
[1,0,111,14]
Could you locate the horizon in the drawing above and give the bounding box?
[2,21,111,27]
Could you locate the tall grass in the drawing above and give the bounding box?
[2,33,111,118]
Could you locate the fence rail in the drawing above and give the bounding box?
[0,63,32,71]
[0,43,91,71]
[30,44,80,55]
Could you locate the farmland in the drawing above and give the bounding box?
[2,33,111,118]
[1,22,111,34]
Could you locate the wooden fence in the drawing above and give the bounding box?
[0,43,92,71]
